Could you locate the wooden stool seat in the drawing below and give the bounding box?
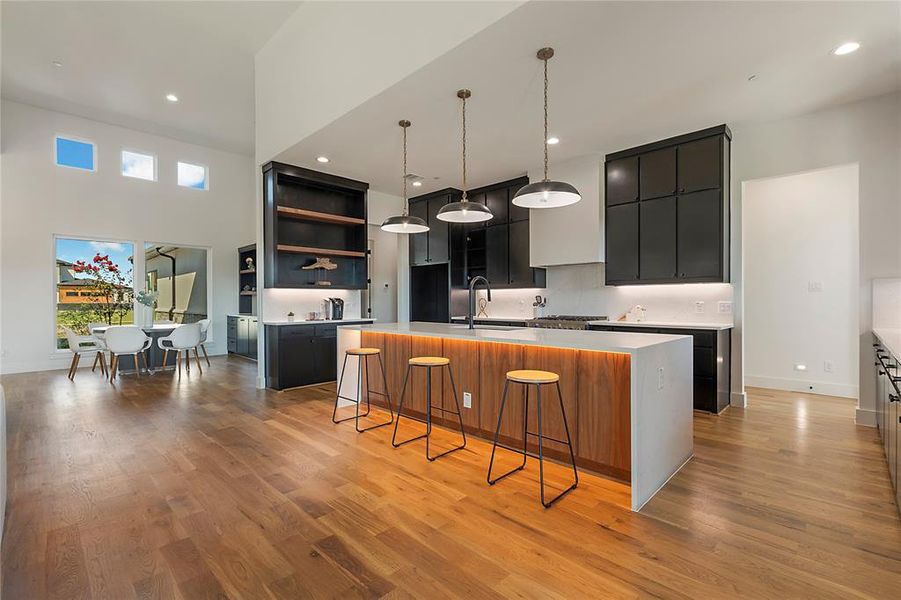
[409,356,450,367]
[347,347,380,356]
[506,369,560,384]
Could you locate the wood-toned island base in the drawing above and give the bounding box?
[355,331,632,483]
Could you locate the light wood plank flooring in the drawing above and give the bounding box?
[1,358,899,598]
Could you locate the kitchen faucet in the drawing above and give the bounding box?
[468,276,491,330]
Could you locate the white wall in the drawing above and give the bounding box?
[254,1,522,164]
[743,164,859,398]
[873,278,901,329]
[0,100,255,374]
[731,91,901,423]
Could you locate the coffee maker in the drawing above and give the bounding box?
[330,297,344,320]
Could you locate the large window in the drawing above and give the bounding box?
[144,244,209,324]
[55,237,134,349]
[55,136,95,171]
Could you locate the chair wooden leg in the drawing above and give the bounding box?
[193,348,203,374]
[163,349,169,369]
[201,344,210,367]
[92,352,99,372]
[109,354,118,382]
[141,351,150,374]
[99,352,108,376]
[68,353,79,380]
[185,349,190,373]
[134,354,140,377]
[177,351,182,376]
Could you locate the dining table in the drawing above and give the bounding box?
[91,323,180,373]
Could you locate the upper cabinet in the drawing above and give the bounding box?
[604,125,731,286]
[408,188,459,266]
[262,162,369,289]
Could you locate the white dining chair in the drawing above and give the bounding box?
[158,323,203,375]
[104,326,152,382]
[62,326,107,380]
[196,319,211,366]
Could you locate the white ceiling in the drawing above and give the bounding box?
[276,1,901,196]
[1,1,300,155]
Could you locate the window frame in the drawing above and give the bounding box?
[120,148,158,182]
[176,160,210,191]
[53,134,97,172]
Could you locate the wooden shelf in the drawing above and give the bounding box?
[239,269,256,275]
[240,291,257,296]
[277,206,365,226]
[277,244,366,258]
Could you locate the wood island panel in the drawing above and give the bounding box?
[577,350,632,481]
[479,342,525,446]
[522,344,579,453]
[440,338,481,432]
[408,335,444,418]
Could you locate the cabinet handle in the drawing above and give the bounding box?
[890,394,899,403]
[879,371,886,376]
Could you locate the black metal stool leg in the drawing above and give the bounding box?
[332,352,350,424]
[392,364,426,447]
[558,380,580,487]
[488,379,528,484]
[353,355,393,433]
[377,352,395,421]
[536,382,578,508]
[427,364,466,461]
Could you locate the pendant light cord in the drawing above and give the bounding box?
[543,55,549,182]
[402,123,408,216]
[461,92,468,201]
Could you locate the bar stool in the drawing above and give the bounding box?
[487,369,578,508]
[392,356,466,461]
[332,348,394,432]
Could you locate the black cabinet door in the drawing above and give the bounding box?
[605,203,639,283]
[509,181,531,221]
[450,223,466,288]
[227,317,237,353]
[677,189,721,279]
[313,336,338,382]
[248,319,258,359]
[639,196,677,280]
[278,328,314,388]
[486,225,509,285]
[678,136,721,194]
[427,196,449,263]
[639,147,677,200]
[237,318,249,355]
[409,199,429,265]
[485,188,508,224]
[606,156,639,206]
[508,220,532,286]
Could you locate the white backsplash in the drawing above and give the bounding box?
[474,263,734,324]
[262,288,362,322]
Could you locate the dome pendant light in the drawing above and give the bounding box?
[512,48,581,209]
[436,89,493,223]
[381,120,429,234]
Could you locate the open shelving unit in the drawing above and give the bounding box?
[238,244,257,314]
[262,162,369,289]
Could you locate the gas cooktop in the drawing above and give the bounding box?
[528,315,608,330]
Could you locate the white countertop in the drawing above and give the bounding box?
[341,321,688,353]
[590,320,733,331]
[874,328,901,360]
[450,315,530,323]
[264,318,374,327]
[228,314,258,319]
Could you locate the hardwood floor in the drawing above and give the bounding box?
[2,359,899,599]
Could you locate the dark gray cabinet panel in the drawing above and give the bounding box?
[605,203,639,283]
[409,199,429,265]
[639,147,677,200]
[426,195,449,264]
[606,156,639,206]
[509,183,530,221]
[677,189,722,279]
[639,197,677,280]
[508,220,534,287]
[486,225,508,284]
[266,322,369,390]
[678,136,721,193]
[227,316,238,353]
[228,316,258,360]
[485,188,508,224]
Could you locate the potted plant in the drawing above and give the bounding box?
[135,290,159,327]
[287,311,295,323]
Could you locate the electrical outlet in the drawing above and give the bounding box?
[808,281,823,292]
[463,391,472,409]
[718,301,732,314]
[657,367,665,390]
[694,301,705,314]
[824,360,834,373]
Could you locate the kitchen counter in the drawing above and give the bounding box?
[338,321,693,511]
[263,318,373,327]
[450,316,531,324]
[228,314,258,319]
[591,320,733,331]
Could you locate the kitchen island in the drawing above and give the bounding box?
[337,322,693,511]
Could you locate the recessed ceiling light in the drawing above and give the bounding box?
[166,93,179,102]
[52,60,63,68]
[747,74,757,81]
[412,181,422,187]
[316,156,329,163]
[832,42,860,56]
[546,136,560,145]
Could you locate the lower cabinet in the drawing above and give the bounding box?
[227,316,258,360]
[265,322,365,390]
[588,324,731,413]
[873,335,901,514]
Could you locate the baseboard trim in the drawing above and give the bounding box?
[744,375,858,399]
[856,408,876,427]
[730,391,747,408]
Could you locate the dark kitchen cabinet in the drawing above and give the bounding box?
[486,225,508,284]
[605,125,730,285]
[409,189,458,266]
[426,195,450,264]
[639,147,676,200]
[409,199,429,266]
[605,156,639,206]
[265,321,368,390]
[605,203,639,283]
[227,315,258,360]
[639,196,677,280]
[485,188,508,224]
[509,219,542,287]
[509,183,531,222]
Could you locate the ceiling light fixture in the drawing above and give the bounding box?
[412,181,422,187]
[437,89,493,223]
[316,156,330,163]
[381,120,430,234]
[546,136,560,145]
[52,60,63,68]
[513,48,581,209]
[832,41,860,56]
[166,93,179,102]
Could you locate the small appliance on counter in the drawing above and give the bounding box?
[330,297,344,320]
[322,298,333,320]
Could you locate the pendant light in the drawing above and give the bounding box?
[512,48,581,209]
[381,120,429,234]
[436,89,493,223]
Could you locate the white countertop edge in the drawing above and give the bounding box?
[228,314,258,319]
[450,316,531,323]
[874,328,901,360]
[264,318,374,327]
[590,320,734,331]
[340,321,691,354]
